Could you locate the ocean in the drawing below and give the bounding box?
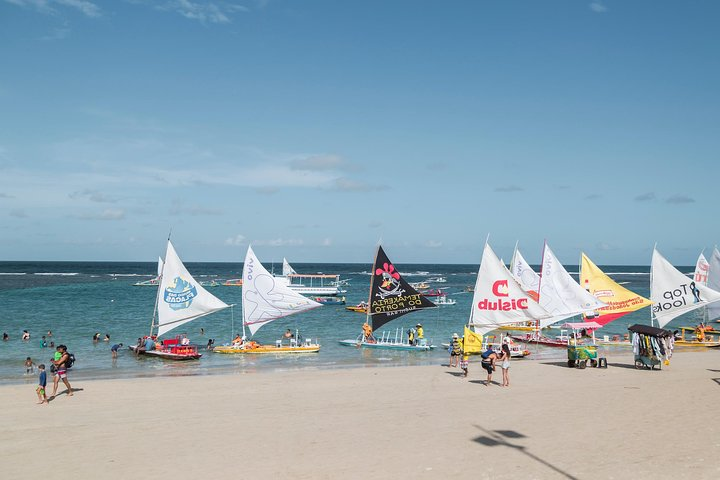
[0,261,701,385]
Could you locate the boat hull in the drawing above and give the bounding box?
[338,339,435,351]
[213,344,320,354]
[128,345,202,360]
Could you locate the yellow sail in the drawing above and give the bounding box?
[580,253,652,326]
[463,326,484,353]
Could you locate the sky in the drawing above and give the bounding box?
[1,0,719,266]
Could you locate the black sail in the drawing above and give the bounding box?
[368,245,436,331]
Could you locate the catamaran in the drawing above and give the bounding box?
[338,245,437,351]
[129,241,229,360]
[213,246,322,354]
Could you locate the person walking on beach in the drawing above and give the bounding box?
[499,344,511,387]
[449,333,462,367]
[50,345,73,398]
[111,343,123,358]
[36,364,48,404]
[481,348,498,386]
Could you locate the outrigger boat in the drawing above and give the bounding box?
[129,241,230,360]
[213,246,322,354]
[432,295,456,306]
[345,302,368,313]
[339,245,437,351]
[672,326,720,348]
[133,257,163,286]
[314,296,346,305]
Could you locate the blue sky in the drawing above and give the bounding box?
[1,0,718,265]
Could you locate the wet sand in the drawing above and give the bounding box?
[2,349,719,479]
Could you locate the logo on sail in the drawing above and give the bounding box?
[375,262,405,299]
[477,280,529,311]
[164,276,198,310]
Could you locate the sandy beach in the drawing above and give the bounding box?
[2,350,719,480]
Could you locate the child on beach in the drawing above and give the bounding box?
[460,353,469,377]
[36,364,48,404]
[500,344,511,387]
[25,357,35,374]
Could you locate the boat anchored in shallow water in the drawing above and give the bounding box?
[130,240,230,361]
[212,246,322,355]
[339,245,438,351]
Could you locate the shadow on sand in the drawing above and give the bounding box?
[471,425,578,480]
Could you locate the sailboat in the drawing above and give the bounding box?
[580,253,652,346]
[651,247,720,348]
[499,244,551,332]
[707,248,720,324]
[133,257,163,286]
[213,246,322,354]
[469,242,552,349]
[338,245,437,350]
[129,241,230,360]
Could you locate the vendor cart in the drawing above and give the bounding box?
[628,324,673,370]
[564,322,602,368]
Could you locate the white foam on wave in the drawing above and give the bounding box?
[0,272,27,275]
[109,273,147,277]
[34,272,79,276]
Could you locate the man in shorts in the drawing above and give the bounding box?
[50,345,73,398]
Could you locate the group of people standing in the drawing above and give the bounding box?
[448,333,512,386]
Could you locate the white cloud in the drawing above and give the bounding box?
[321,238,332,247]
[590,2,607,13]
[224,234,246,246]
[254,238,304,247]
[665,194,695,205]
[158,0,231,24]
[73,208,126,220]
[69,189,118,203]
[5,0,101,17]
[330,177,387,192]
[425,240,443,248]
[290,154,346,171]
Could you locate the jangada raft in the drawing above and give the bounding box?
[339,245,438,351]
[129,240,230,360]
[212,245,322,355]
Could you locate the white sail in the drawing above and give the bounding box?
[509,246,540,299]
[693,252,709,285]
[470,243,550,336]
[651,248,720,328]
[707,248,720,321]
[156,256,164,277]
[537,242,607,328]
[243,246,321,336]
[282,258,297,277]
[156,241,229,337]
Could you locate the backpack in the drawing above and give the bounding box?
[65,353,76,369]
[480,348,493,359]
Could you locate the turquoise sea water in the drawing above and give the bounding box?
[0,261,702,384]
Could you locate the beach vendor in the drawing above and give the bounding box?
[362,322,376,343]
